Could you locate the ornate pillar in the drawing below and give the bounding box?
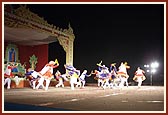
[68,36,75,65]
[57,23,75,66]
[57,35,74,65]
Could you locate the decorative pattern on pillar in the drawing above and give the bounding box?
[57,36,74,65]
[69,36,74,65]
[57,23,75,65]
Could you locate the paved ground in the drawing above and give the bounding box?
[3,85,165,113]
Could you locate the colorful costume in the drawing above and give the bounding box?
[110,63,117,79]
[4,64,16,78]
[117,62,130,88]
[109,63,120,88]
[96,61,110,89]
[92,70,104,87]
[97,62,110,80]
[55,70,68,88]
[133,67,146,88]
[117,62,130,78]
[25,68,42,89]
[4,64,18,89]
[36,59,59,91]
[64,64,80,90]
[76,70,91,88]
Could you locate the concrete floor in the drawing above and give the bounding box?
[3,85,165,113]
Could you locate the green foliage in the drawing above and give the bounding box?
[29,54,38,70]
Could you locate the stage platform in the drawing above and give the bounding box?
[3,85,165,112]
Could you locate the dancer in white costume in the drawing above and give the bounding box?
[133,67,146,88]
[36,59,59,91]
[76,70,91,88]
[117,62,130,88]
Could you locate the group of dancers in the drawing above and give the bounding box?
[93,61,146,89]
[4,59,146,90]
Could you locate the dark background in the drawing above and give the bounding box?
[13,4,164,85]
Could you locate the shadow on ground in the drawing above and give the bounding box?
[4,102,74,111]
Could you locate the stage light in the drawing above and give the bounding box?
[144,61,159,85]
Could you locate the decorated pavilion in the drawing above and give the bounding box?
[4,4,75,87]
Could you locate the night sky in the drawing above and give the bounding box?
[13,3,164,84]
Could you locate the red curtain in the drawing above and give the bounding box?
[4,42,48,72]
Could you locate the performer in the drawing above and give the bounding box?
[101,66,111,89]
[96,61,109,78]
[92,70,104,87]
[4,63,18,89]
[117,62,130,88]
[36,59,59,91]
[133,67,146,88]
[91,70,104,87]
[55,70,68,88]
[97,61,110,89]
[92,70,99,80]
[76,70,91,88]
[109,63,120,88]
[25,68,42,89]
[110,63,117,79]
[64,64,80,90]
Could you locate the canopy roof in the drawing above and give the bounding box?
[4,4,74,46]
[4,26,58,46]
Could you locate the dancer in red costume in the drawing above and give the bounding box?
[36,59,59,91]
